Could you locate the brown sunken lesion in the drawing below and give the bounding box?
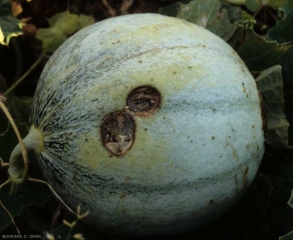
[100,86,162,156]
[126,86,161,117]
[100,110,136,156]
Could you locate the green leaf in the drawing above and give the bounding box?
[36,11,95,54]
[0,92,44,232]
[279,184,293,240]
[221,2,242,22]
[0,180,52,231]
[0,94,32,166]
[267,0,287,8]
[234,11,256,29]
[259,153,293,238]
[0,95,51,232]
[267,0,293,43]
[160,0,236,41]
[288,190,293,208]
[5,94,33,125]
[221,0,245,4]
[256,65,292,148]
[0,0,21,45]
[268,11,293,43]
[237,30,291,72]
[280,0,293,16]
[246,0,288,12]
[280,48,293,143]
[236,30,293,141]
[0,93,32,135]
[280,231,293,240]
[246,0,262,12]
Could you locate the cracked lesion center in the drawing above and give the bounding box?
[127,86,161,117]
[100,111,135,156]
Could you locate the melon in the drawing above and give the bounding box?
[9,13,264,236]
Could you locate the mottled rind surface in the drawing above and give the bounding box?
[30,14,264,236]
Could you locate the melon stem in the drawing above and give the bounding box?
[8,125,44,193]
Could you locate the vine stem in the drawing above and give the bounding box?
[0,179,10,190]
[27,178,76,216]
[0,96,27,235]
[28,178,93,239]
[0,179,20,234]
[102,0,116,17]
[0,200,20,234]
[4,53,44,97]
[0,158,9,168]
[0,101,29,182]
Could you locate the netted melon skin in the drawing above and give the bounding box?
[30,14,264,236]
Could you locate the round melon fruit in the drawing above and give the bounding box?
[9,13,264,236]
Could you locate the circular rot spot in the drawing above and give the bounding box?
[100,111,135,156]
[126,86,161,117]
